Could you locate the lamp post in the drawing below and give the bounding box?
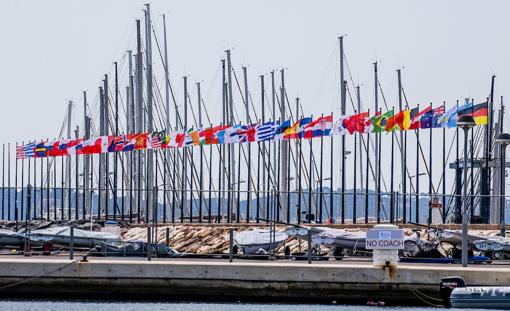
[495,133,510,237]
[457,115,476,267]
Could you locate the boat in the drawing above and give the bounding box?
[310,227,367,250]
[441,276,510,309]
[27,226,121,247]
[0,229,24,246]
[233,229,288,254]
[429,228,488,246]
[475,236,510,253]
[89,241,180,257]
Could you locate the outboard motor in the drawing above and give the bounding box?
[440,276,466,306]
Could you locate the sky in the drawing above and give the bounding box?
[0,0,509,200]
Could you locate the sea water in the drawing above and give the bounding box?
[0,301,499,311]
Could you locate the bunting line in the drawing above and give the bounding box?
[16,102,488,159]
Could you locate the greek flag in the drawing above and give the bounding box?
[255,121,277,141]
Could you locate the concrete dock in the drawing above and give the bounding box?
[0,257,508,305]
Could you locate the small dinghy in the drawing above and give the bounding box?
[441,276,510,309]
[233,229,288,254]
[27,226,121,247]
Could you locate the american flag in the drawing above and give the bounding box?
[16,142,36,160]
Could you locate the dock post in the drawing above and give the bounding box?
[307,229,312,264]
[229,228,234,262]
[147,226,152,261]
[24,184,32,257]
[69,225,74,260]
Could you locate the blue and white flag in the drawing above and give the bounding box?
[255,121,278,142]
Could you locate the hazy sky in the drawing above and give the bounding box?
[1,0,509,195]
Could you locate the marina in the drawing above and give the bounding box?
[2,0,510,309]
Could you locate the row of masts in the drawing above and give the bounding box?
[0,4,504,227]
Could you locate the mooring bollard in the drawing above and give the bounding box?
[307,229,312,264]
[147,226,152,262]
[165,227,170,247]
[69,225,74,260]
[229,228,234,263]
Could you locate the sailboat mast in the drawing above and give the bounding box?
[339,36,346,224]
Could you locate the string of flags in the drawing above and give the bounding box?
[15,101,488,159]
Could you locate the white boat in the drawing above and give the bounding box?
[27,226,121,247]
[233,229,288,254]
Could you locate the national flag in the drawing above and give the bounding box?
[371,110,394,133]
[34,140,48,158]
[107,135,129,152]
[283,117,313,140]
[438,102,471,128]
[302,115,333,139]
[471,102,488,125]
[45,140,61,157]
[121,133,142,151]
[237,123,258,143]
[189,129,201,146]
[420,106,445,129]
[329,116,348,136]
[147,131,166,149]
[72,137,99,155]
[343,112,370,134]
[199,125,229,145]
[409,106,432,130]
[168,130,184,148]
[457,102,488,125]
[16,142,36,159]
[55,138,83,156]
[273,119,291,140]
[386,109,411,131]
[182,128,197,147]
[224,125,243,144]
[255,121,278,141]
[161,133,171,148]
[216,125,242,144]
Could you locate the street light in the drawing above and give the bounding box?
[457,115,476,267]
[495,132,510,237]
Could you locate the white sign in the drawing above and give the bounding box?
[366,229,404,250]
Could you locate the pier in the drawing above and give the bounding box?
[0,257,507,305]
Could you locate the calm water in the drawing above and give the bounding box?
[0,301,499,311]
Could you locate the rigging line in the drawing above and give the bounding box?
[284,91,296,122]
[186,93,200,128]
[346,84,377,186]
[310,40,337,108]
[231,67,251,123]
[401,87,435,192]
[436,127,457,191]
[153,76,172,130]
[151,24,182,129]
[344,53,365,112]
[373,79,391,194]
[248,91,260,122]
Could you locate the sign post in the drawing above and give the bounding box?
[366,224,404,267]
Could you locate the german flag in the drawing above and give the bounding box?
[458,102,488,125]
